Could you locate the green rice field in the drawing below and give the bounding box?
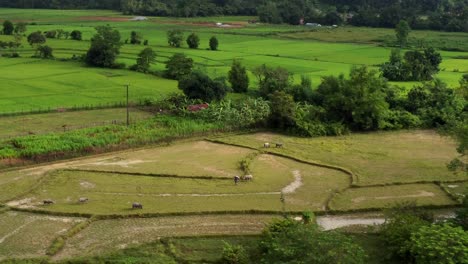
[0,8,466,113]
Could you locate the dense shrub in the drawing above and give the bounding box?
[164,53,193,80]
[70,30,82,40]
[186,33,200,49]
[178,72,227,102]
[220,242,249,264]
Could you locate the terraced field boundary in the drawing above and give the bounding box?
[205,138,466,211]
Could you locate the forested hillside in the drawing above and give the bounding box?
[0,0,467,31]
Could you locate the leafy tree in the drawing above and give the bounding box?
[323,11,343,25]
[254,64,292,97]
[2,20,14,35]
[209,36,218,51]
[381,49,408,81]
[165,53,194,80]
[259,218,367,264]
[131,47,156,73]
[37,45,53,59]
[380,204,432,261]
[130,31,142,44]
[406,80,465,127]
[220,242,249,264]
[407,224,468,264]
[178,71,227,102]
[85,25,122,68]
[186,33,200,49]
[314,66,390,131]
[395,20,411,47]
[45,30,57,38]
[268,91,296,129]
[27,31,46,47]
[289,75,313,102]
[228,60,249,93]
[13,22,27,35]
[70,30,82,40]
[257,2,282,24]
[167,30,183,47]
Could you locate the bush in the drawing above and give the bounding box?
[259,218,367,264]
[209,36,218,50]
[186,33,200,49]
[165,53,193,80]
[3,20,14,35]
[407,224,468,264]
[45,30,57,38]
[228,60,249,93]
[70,30,82,40]
[37,45,54,59]
[220,242,249,264]
[167,30,183,47]
[178,72,227,102]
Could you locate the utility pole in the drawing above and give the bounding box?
[125,84,129,126]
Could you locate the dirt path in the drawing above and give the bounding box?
[0,218,35,244]
[282,170,302,194]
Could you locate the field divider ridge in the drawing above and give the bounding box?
[205,138,357,185]
[62,169,233,180]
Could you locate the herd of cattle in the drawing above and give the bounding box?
[41,142,284,209]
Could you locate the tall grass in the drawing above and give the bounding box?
[0,115,228,161]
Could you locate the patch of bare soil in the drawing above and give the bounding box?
[80,181,96,189]
[282,170,302,194]
[6,197,37,208]
[88,159,147,168]
[156,20,246,28]
[316,215,385,231]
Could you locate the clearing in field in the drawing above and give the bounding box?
[0,211,83,260]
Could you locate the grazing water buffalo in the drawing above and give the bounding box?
[243,175,253,181]
[79,197,89,203]
[132,202,143,209]
[276,143,283,148]
[264,143,270,148]
[234,176,240,185]
[43,199,54,205]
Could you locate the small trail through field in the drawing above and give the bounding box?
[282,170,302,194]
[0,218,35,244]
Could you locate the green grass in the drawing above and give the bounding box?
[0,108,153,139]
[214,130,466,186]
[0,211,83,260]
[0,9,466,113]
[0,59,178,113]
[0,170,44,203]
[55,215,276,260]
[329,184,457,211]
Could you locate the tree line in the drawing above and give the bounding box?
[0,0,466,32]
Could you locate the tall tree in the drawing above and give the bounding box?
[186,33,200,49]
[165,53,194,80]
[2,20,14,35]
[395,20,411,47]
[85,25,122,68]
[131,47,156,73]
[228,59,249,93]
[209,36,218,51]
[178,71,227,102]
[167,30,183,47]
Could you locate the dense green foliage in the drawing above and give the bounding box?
[407,224,468,264]
[164,53,194,80]
[381,48,442,81]
[2,20,14,35]
[258,219,367,264]
[37,45,53,59]
[254,65,292,97]
[186,33,200,49]
[209,36,219,51]
[26,31,46,47]
[228,60,249,93]
[167,30,183,48]
[85,25,122,68]
[70,30,82,41]
[130,47,156,73]
[395,20,410,47]
[178,72,227,102]
[221,242,249,264]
